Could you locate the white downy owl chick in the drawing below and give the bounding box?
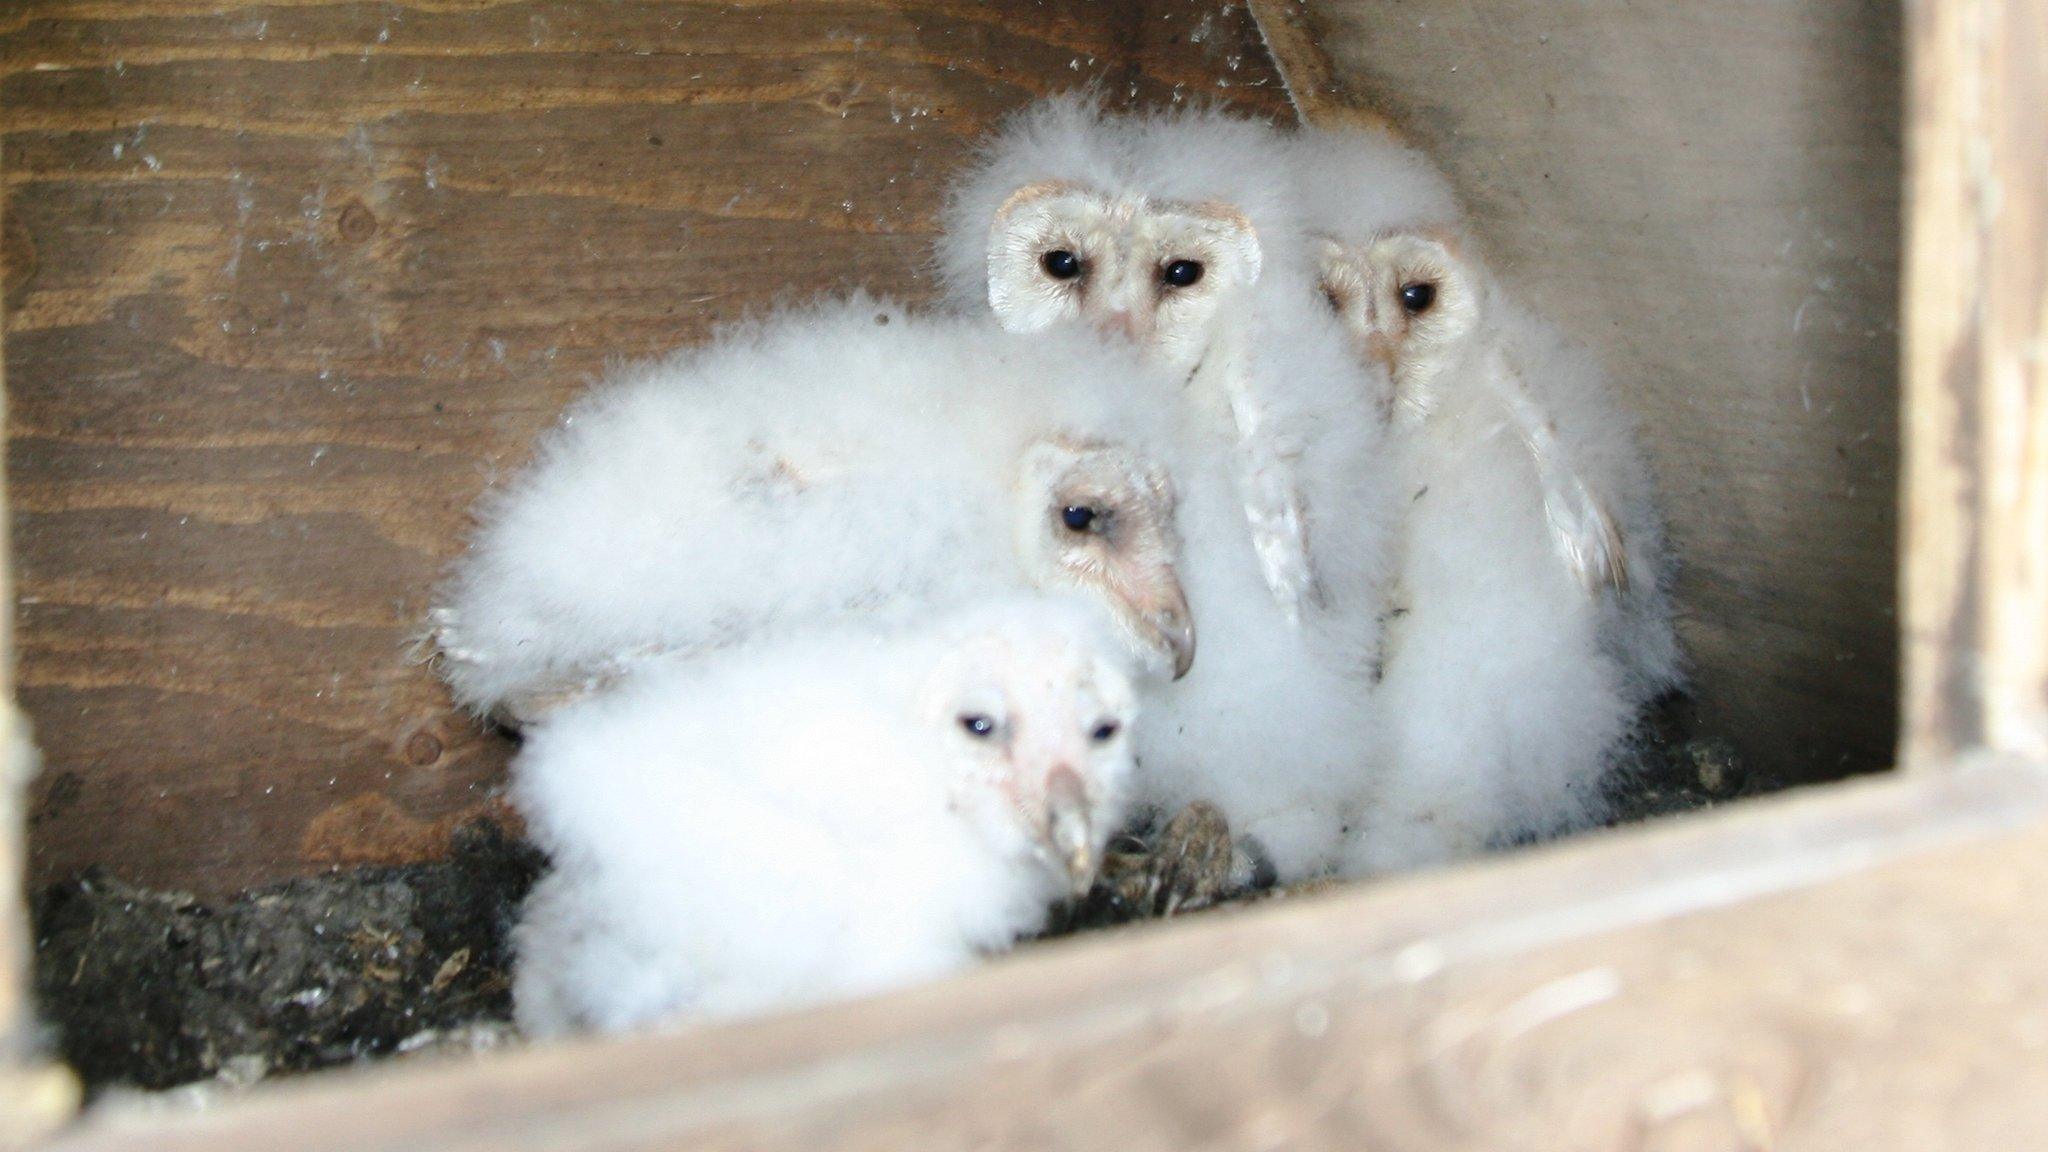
[938,98,1404,880]
[432,298,1195,724]
[1287,128,1682,871]
[1290,126,1675,660]
[938,94,1399,630]
[511,598,1141,1036]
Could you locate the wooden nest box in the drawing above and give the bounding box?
[1,0,2044,1145]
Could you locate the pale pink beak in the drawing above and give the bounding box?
[1095,308,1150,345]
[1044,764,1097,896]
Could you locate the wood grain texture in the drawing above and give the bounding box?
[1901,0,2048,764]
[34,758,2048,1152]
[1278,0,1903,785]
[1242,0,1390,133]
[0,165,81,1151]
[0,152,16,1065]
[0,1,1291,893]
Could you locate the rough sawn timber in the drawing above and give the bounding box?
[1899,0,2048,765]
[0,155,81,1152]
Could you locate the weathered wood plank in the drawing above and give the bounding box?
[0,157,81,1152]
[1243,0,1390,133]
[1266,0,1903,785]
[0,0,1290,893]
[34,760,2048,1152]
[1900,0,2048,764]
[0,142,17,1081]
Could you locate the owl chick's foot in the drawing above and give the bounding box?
[1142,801,1249,916]
[426,606,483,668]
[1045,803,1267,935]
[492,645,679,731]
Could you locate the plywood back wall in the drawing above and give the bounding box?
[1298,0,1903,781]
[1,2,1291,893]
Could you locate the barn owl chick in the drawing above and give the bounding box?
[431,299,1197,726]
[1307,216,1680,702]
[1292,125,1639,599]
[1320,230,1635,594]
[511,598,1141,1036]
[1285,128,1683,871]
[939,100,1408,880]
[940,95,1400,629]
[980,177,1263,377]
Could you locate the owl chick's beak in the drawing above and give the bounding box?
[1096,307,1153,347]
[1044,765,1098,898]
[1127,577,1196,681]
[1155,592,1197,681]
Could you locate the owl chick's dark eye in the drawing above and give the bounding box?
[1090,721,1121,743]
[1060,505,1101,533]
[960,714,996,739]
[1042,249,1083,280]
[1162,259,1204,288]
[1399,281,1437,314]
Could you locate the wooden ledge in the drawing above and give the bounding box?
[38,757,2048,1151]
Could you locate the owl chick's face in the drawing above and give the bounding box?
[1015,439,1195,681]
[1315,230,1482,411]
[925,619,1138,897]
[987,182,1263,376]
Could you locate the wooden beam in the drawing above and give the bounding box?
[1245,0,1398,133]
[1902,0,2048,764]
[0,151,80,1151]
[32,760,2048,1152]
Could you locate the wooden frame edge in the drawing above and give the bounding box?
[1900,0,2048,766]
[12,2,2046,1146]
[36,757,2048,1151]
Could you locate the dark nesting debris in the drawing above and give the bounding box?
[31,820,543,1095]
[1605,733,1756,820]
[28,712,1765,1097]
[1605,694,1770,823]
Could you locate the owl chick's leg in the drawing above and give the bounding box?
[422,605,608,728]
[429,604,675,730]
[1239,448,1323,626]
[491,643,679,730]
[1494,353,1629,596]
[1227,391,1323,624]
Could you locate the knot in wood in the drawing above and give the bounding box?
[337,200,378,243]
[403,729,444,767]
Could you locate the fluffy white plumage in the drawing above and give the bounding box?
[432,298,1197,725]
[939,95,1399,622]
[940,98,1405,879]
[511,598,1140,1035]
[1283,125,1462,247]
[1283,127,1683,871]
